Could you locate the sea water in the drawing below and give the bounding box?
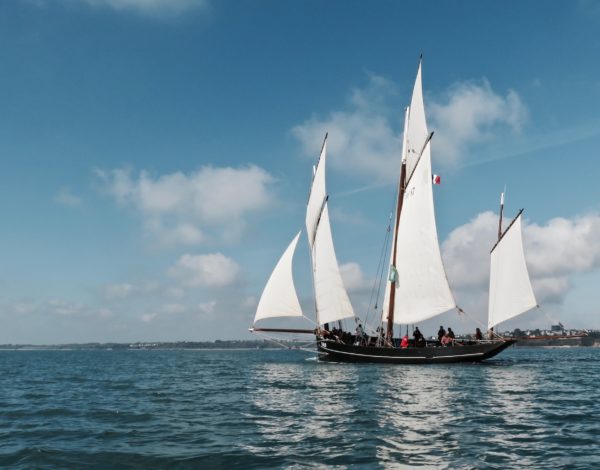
[0,347,598,469]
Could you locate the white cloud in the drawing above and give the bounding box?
[13,302,37,315]
[104,283,136,300]
[78,0,208,17]
[429,79,527,165]
[291,74,402,183]
[168,252,240,288]
[340,262,369,292]
[97,165,275,245]
[141,312,158,323]
[442,211,497,290]
[292,74,527,181]
[54,186,83,207]
[442,211,600,306]
[198,300,216,315]
[102,281,160,300]
[47,299,84,316]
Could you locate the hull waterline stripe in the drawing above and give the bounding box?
[318,346,486,360]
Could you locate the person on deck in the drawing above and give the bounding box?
[441,333,453,347]
[355,323,366,345]
[475,328,483,341]
[413,327,425,347]
[438,326,446,343]
[447,327,456,340]
[400,335,409,348]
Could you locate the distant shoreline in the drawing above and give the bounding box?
[0,340,306,351]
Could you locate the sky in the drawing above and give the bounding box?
[1,0,600,344]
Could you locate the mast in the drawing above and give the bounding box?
[490,192,504,338]
[386,106,410,342]
[490,191,505,338]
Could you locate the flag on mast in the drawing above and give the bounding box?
[432,174,441,185]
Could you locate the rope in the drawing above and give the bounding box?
[363,207,394,329]
[455,306,505,340]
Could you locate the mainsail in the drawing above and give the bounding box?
[253,231,304,324]
[382,61,456,326]
[488,213,537,330]
[404,59,429,180]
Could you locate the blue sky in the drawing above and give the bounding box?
[1,0,600,343]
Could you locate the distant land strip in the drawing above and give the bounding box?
[0,340,307,350]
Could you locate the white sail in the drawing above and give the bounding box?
[382,63,455,326]
[313,202,355,325]
[387,140,456,325]
[488,214,537,330]
[253,231,304,324]
[405,59,429,180]
[306,138,327,249]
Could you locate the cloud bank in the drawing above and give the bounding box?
[429,79,527,165]
[292,74,527,181]
[78,0,208,17]
[442,211,600,307]
[97,165,275,245]
[168,252,240,288]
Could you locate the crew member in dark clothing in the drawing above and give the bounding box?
[475,327,483,341]
[413,327,425,347]
[447,327,455,339]
[437,326,446,343]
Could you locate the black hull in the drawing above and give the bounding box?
[317,339,515,364]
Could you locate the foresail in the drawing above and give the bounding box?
[306,138,327,249]
[388,141,456,325]
[253,231,304,324]
[488,214,537,330]
[313,203,355,325]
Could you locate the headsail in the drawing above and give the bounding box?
[488,213,537,330]
[313,202,355,325]
[382,60,456,326]
[253,231,304,324]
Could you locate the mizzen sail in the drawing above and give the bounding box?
[488,214,537,330]
[253,231,304,324]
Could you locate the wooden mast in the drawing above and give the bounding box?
[385,162,406,342]
[385,107,410,343]
[491,191,504,339]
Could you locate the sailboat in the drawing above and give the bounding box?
[250,58,538,363]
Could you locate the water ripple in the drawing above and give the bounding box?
[0,348,598,468]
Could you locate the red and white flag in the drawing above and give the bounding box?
[432,174,441,185]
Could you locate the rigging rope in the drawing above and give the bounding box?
[456,306,505,340]
[363,207,394,330]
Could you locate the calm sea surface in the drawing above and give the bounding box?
[0,347,599,469]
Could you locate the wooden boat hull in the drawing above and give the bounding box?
[317,339,515,364]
